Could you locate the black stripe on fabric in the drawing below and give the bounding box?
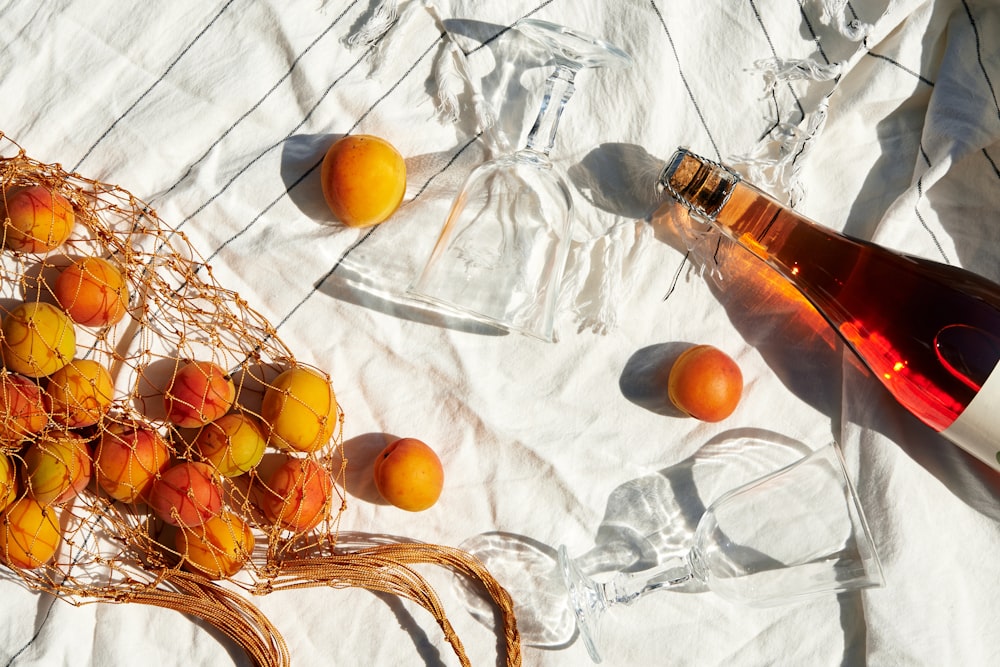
[866,51,934,87]
[983,148,1000,180]
[649,0,721,161]
[154,0,361,203]
[463,0,558,56]
[796,0,831,66]
[70,0,240,172]
[961,0,1000,121]
[915,143,950,263]
[748,0,806,125]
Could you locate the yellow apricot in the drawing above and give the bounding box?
[0,497,63,569]
[1,302,77,378]
[194,412,266,477]
[0,455,16,513]
[320,134,406,227]
[261,367,338,453]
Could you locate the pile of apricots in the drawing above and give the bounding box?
[0,184,344,579]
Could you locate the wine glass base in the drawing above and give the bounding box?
[558,545,606,663]
[516,19,632,70]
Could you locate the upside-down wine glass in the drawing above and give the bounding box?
[560,442,884,662]
[407,19,631,341]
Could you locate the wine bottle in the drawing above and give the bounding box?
[659,148,1000,471]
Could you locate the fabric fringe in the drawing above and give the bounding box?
[422,0,497,133]
[563,221,655,336]
[816,0,873,42]
[344,0,401,50]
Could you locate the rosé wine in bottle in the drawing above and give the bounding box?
[660,148,1000,471]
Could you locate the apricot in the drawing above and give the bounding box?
[0,372,47,444]
[24,431,92,505]
[44,358,115,428]
[164,360,236,428]
[1,185,75,253]
[176,510,254,579]
[0,497,62,569]
[320,134,407,227]
[53,256,130,327]
[1,302,77,377]
[94,420,172,504]
[194,412,266,477]
[149,461,223,527]
[258,456,333,532]
[0,454,16,512]
[261,367,337,453]
[373,438,444,512]
[667,344,743,422]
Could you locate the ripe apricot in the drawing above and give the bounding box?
[373,438,444,512]
[164,360,236,428]
[261,367,337,453]
[0,455,16,513]
[149,461,223,527]
[94,420,172,504]
[667,344,743,422]
[0,372,47,444]
[1,302,77,378]
[258,456,334,533]
[176,510,254,580]
[24,431,92,505]
[44,358,115,428]
[195,412,267,477]
[0,497,62,569]
[1,185,74,253]
[53,256,130,327]
[320,134,407,227]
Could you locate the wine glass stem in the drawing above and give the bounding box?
[598,554,696,607]
[524,63,578,157]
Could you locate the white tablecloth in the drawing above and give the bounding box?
[2,1,999,665]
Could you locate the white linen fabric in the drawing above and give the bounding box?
[1,1,999,665]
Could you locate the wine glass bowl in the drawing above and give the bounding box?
[560,442,884,663]
[407,19,631,341]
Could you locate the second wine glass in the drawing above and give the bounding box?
[407,19,631,341]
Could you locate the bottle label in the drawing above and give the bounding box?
[941,365,1000,471]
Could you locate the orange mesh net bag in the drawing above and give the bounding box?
[0,133,520,667]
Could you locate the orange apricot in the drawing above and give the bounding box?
[44,358,115,428]
[1,302,77,378]
[194,412,266,477]
[53,256,130,327]
[0,497,62,569]
[23,431,92,505]
[164,360,236,428]
[258,456,334,533]
[667,344,743,422]
[149,461,223,527]
[320,134,407,227]
[1,185,74,253]
[373,438,444,512]
[0,372,47,444]
[94,420,172,504]
[260,367,337,453]
[176,511,254,579]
